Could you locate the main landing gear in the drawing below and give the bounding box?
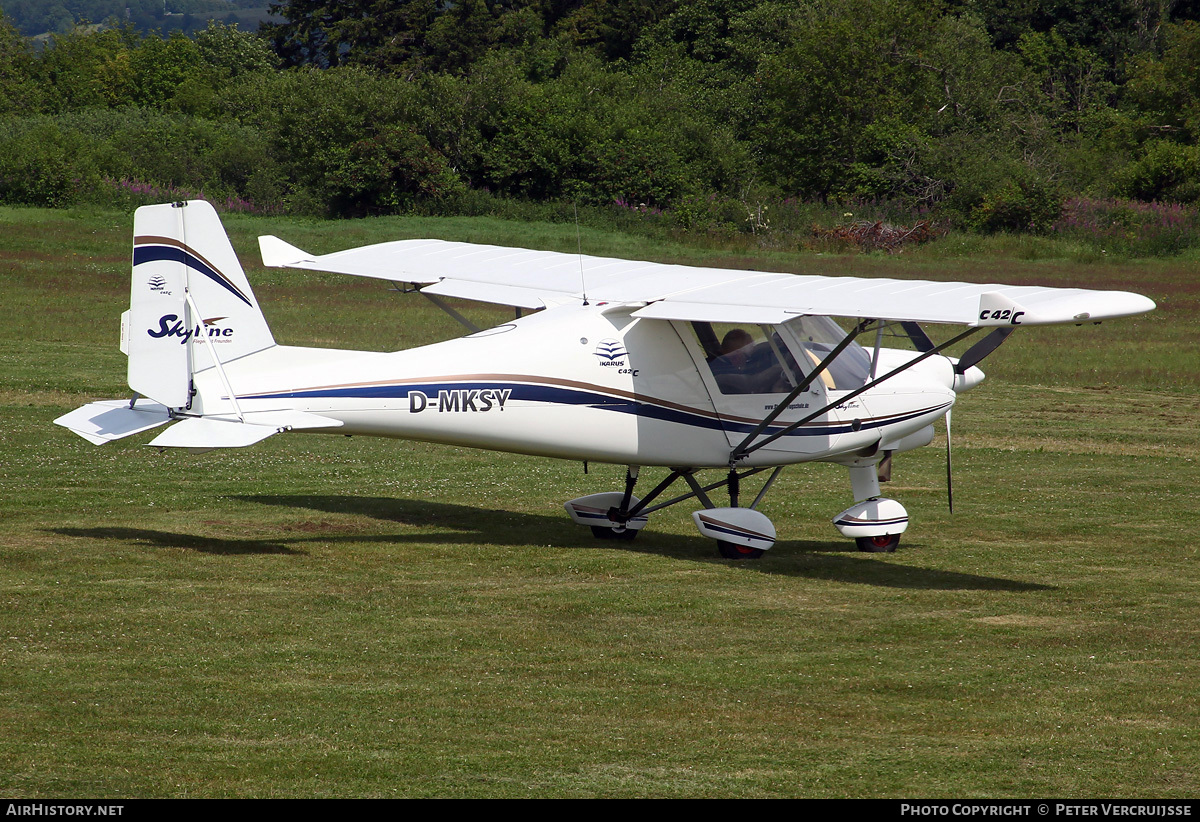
[717,541,765,560]
[564,465,780,559]
[565,458,909,557]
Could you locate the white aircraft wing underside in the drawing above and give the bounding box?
[259,237,1156,326]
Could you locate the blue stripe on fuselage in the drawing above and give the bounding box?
[242,380,948,439]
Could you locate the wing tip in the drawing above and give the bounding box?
[258,235,312,268]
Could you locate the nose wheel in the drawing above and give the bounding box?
[717,541,765,560]
[855,534,900,553]
[833,465,909,552]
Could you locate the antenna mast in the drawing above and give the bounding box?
[575,202,588,306]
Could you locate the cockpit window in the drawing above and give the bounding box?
[690,317,871,395]
[691,322,803,395]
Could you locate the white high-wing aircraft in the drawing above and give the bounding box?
[56,201,1155,558]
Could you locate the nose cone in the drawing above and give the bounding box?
[954,365,986,393]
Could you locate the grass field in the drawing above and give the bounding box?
[2,205,1198,797]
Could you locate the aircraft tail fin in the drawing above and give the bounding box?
[56,201,349,449]
[127,200,275,408]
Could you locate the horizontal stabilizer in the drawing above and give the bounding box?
[54,400,172,444]
[258,235,314,268]
[147,411,343,450]
[149,418,279,449]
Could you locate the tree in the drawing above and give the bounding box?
[1124,20,1200,142]
[0,14,41,114]
[128,30,210,109]
[195,21,278,78]
[1018,28,1117,134]
[325,125,464,215]
[755,0,944,199]
[38,24,139,110]
[262,0,440,70]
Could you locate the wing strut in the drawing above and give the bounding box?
[730,326,981,463]
[419,291,482,334]
[945,408,954,514]
[900,321,936,352]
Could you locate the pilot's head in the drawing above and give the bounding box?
[720,329,754,361]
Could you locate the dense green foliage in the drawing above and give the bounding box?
[4,0,1200,250]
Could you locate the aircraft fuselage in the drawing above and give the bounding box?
[192,302,956,468]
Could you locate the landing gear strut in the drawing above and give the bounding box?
[565,465,780,559]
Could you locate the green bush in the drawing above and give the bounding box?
[0,120,96,207]
[0,110,285,212]
[667,193,742,234]
[1110,140,1200,203]
[325,127,465,216]
[968,177,1064,233]
[218,67,422,207]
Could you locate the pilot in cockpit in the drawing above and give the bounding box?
[709,328,785,394]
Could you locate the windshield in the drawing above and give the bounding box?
[781,315,871,390]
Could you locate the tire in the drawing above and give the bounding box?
[717,540,765,560]
[591,525,637,541]
[855,534,900,553]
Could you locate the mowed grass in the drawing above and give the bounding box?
[1,205,1198,797]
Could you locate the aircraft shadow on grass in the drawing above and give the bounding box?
[48,496,1049,591]
[50,526,304,556]
[213,493,1051,592]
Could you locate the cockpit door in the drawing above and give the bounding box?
[677,317,873,461]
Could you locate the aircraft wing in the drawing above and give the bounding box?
[259,237,1155,326]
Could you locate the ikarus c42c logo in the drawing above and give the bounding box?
[593,338,637,376]
[147,314,235,344]
[593,338,627,364]
[147,275,171,295]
